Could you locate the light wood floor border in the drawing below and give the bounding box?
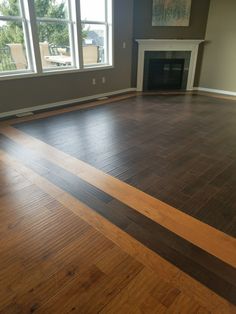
[1,126,236,269]
[0,150,234,313]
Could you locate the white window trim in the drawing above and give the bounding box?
[0,0,113,79]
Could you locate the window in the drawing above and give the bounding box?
[81,0,112,67]
[35,0,75,71]
[0,0,32,74]
[0,0,113,77]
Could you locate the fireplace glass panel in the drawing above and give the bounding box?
[148,59,184,90]
[143,51,191,91]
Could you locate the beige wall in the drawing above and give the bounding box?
[199,0,236,92]
[132,0,210,86]
[0,0,134,115]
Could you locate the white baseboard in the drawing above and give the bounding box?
[195,87,236,97]
[0,88,137,119]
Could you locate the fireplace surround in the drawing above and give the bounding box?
[136,39,204,91]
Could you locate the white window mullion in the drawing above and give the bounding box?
[25,0,42,74]
[19,0,33,72]
[104,0,109,65]
[80,20,106,25]
[108,0,113,66]
[67,1,76,69]
[72,0,83,69]
[36,17,70,23]
[0,16,22,21]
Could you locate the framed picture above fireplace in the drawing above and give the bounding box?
[152,0,192,27]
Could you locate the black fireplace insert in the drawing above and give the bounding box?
[146,58,185,90]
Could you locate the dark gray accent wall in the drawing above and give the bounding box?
[0,0,134,115]
[133,0,210,40]
[132,0,210,87]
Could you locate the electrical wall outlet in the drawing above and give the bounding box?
[122,41,126,49]
[102,77,106,84]
[92,78,96,85]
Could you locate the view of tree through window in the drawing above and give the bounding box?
[0,0,113,76]
[0,0,29,72]
[0,1,21,46]
[36,0,69,46]
[35,0,73,70]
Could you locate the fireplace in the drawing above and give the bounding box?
[145,58,184,90]
[143,51,191,91]
[136,39,204,91]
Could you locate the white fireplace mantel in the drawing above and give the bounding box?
[136,39,204,91]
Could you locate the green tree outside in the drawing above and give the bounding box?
[0,0,88,48]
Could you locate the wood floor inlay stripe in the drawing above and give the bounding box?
[0,150,235,313]
[0,134,236,305]
[1,126,235,270]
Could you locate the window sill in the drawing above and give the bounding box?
[0,64,114,81]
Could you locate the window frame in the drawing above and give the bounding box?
[81,22,108,68]
[80,0,113,69]
[0,0,113,79]
[35,0,76,72]
[0,0,34,76]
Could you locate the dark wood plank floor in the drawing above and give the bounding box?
[14,94,236,237]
